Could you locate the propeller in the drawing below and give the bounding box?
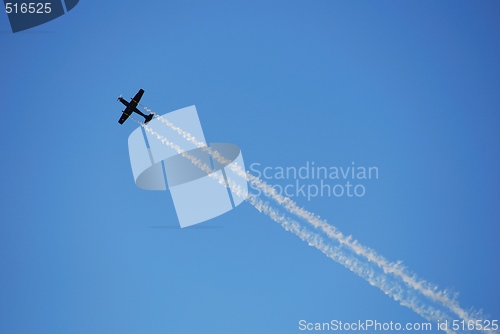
[117,94,122,101]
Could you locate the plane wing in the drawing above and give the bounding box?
[131,89,144,105]
[118,111,131,124]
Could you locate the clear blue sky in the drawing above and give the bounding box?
[1,1,499,333]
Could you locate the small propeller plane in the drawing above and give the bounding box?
[117,89,154,125]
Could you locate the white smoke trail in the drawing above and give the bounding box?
[142,107,484,325]
[131,116,460,332]
[135,112,494,333]
[248,196,459,334]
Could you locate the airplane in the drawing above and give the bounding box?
[117,89,154,124]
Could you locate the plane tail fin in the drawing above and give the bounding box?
[144,113,154,124]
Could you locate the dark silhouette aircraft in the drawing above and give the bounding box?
[117,89,154,124]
